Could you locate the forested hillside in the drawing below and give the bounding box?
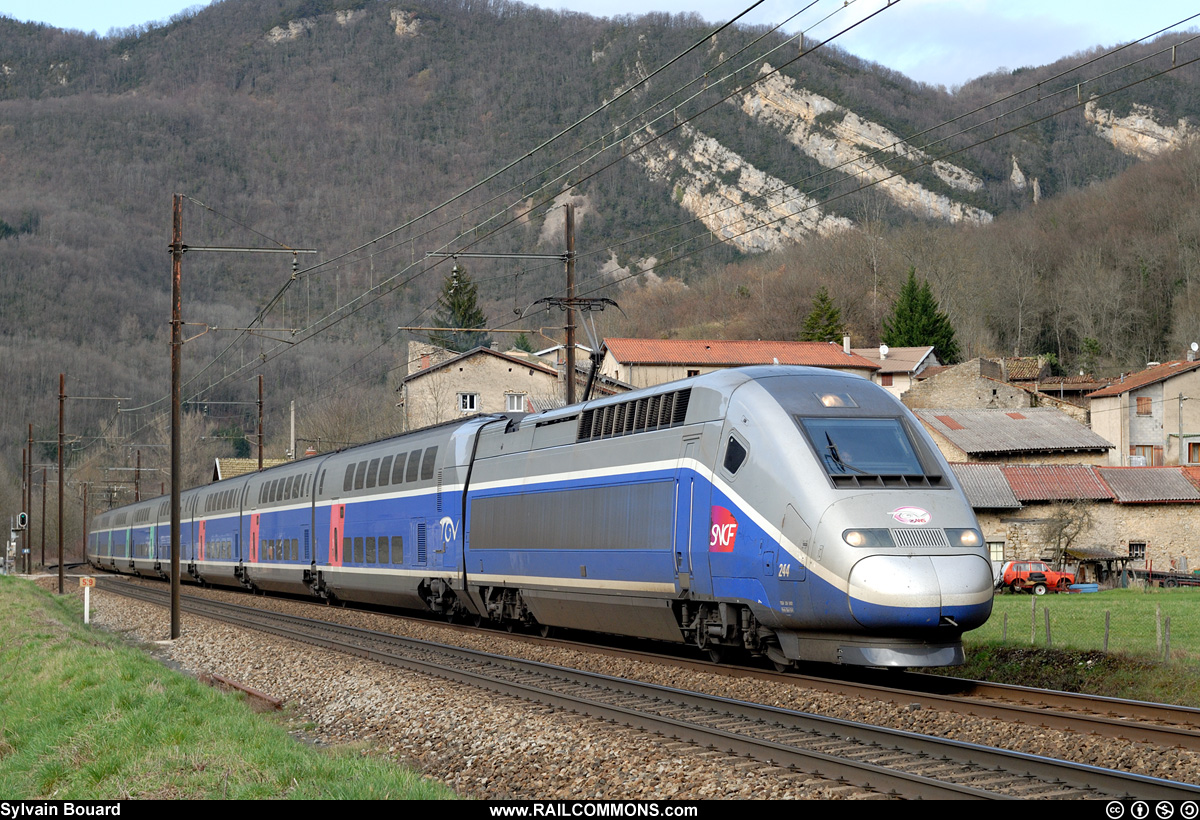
[1,0,1198,543]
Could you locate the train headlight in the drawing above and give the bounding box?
[842,528,894,548]
[946,528,982,547]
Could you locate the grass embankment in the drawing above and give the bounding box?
[950,587,1200,706]
[0,576,456,800]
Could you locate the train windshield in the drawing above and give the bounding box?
[797,417,924,477]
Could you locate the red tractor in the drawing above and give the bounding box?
[1000,561,1075,595]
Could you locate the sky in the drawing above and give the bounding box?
[1,0,1197,89]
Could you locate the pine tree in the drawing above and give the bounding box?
[882,268,960,363]
[799,286,846,343]
[429,265,492,353]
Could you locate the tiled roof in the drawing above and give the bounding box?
[1096,467,1200,503]
[213,457,292,481]
[949,463,1021,508]
[913,365,950,380]
[914,408,1113,454]
[603,338,879,370]
[1086,360,1200,398]
[1000,465,1114,501]
[850,346,936,375]
[1002,357,1046,381]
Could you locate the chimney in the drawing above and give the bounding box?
[842,335,850,354]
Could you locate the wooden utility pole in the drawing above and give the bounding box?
[20,445,26,573]
[565,203,576,406]
[26,424,32,571]
[170,193,183,639]
[258,374,264,471]
[57,373,64,594]
[40,467,45,568]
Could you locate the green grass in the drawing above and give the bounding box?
[969,587,1200,661]
[947,587,1200,706]
[0,576,457,800]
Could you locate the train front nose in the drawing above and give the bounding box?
[846,554,994,629]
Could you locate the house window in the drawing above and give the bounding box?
[1136,396,1152,415]
[988,541,1006,562]
[1128,541,1146,560]
[1189,441,1200,464]
[686,369,700,378]
[505,393,525,413]
[881,373,894,387]
[458,393,478,412]
[1130,445,1164,466]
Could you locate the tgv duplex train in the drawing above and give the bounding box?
[87,366,994,668]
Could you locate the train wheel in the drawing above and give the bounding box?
[538,624,554,638]
[706,646,725,664]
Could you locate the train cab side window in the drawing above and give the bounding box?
[421,447,438,481]
[343,465,355,493]
[723,436,748,475]
[406,449,422,483]
[392,453,407,484]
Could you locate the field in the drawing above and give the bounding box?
[969,587,1200,660]
[950,586,1200,706]
[0,575,456,800]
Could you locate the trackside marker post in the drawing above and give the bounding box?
[80,576,94,624]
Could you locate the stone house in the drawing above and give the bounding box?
[902,358,1089,421]
[1087,360,1200,466]
[951,463,1200,579]
[914,407,1113,464]
[849,345,938,398]
[599,337,878,389]
[398,346,629,430]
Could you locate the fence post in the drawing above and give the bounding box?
[1030,595,1037,645]
[1164,616,1171,663]
[1156,604,1162,654]
[1044,607,1052,648]
[1002,612,1008,643]
[1104,610,1110,653]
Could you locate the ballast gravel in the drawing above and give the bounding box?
[70,577,1200,800]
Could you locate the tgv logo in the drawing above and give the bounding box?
[709,506,738,552]
[438,516,460,544]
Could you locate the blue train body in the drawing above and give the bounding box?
[87,366,993,667]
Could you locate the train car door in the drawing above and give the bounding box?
[673,435,707,592]
[198,520,206,562]
[327,504,344,567]
[249,514,259,563]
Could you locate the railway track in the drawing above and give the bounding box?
[97,577,1200,801]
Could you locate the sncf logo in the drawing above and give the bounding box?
[709,506,739,552]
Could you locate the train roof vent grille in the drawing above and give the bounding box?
[577,388,692,443]
[892,528,951,548]
[830,473,943,489]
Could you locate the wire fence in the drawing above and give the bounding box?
[967,587,1200,663]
